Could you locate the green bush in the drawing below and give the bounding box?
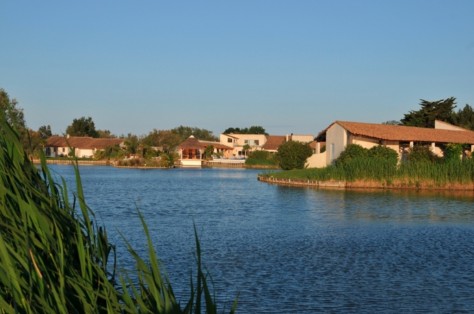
[443,143,463,162]
[334,144,368,166]
[276,141,313,170]
[406,145,440,163]
[245,150,278,166]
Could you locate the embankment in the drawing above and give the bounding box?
[257,175,474,191]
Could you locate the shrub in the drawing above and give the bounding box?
[443,143,463,162]
[334,144,368,166]
[276,141,313,170]
[406,145,440,163]
[245,150,278,166]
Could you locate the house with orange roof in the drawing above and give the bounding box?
[45,136,124,158]
[178,135,233,167]
[220,133,314,156]
[311,120,474,167]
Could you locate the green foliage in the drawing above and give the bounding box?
[223,126,267,135]
[401,97,457,128]
[406,145,440,163]
[0,115,236,313]
[245,150,278,167]
[453,104,474,130]
[172,126,217,142]
[276,141,313,170]
[444,143,463,162]
[334,144,368,166]
[368,145,398,162]
[66,116,99,137]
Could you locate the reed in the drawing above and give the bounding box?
[265,156,474,187]
[0,115,237,312]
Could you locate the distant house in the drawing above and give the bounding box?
[45,136,124,158]
[311,120,474,167]
[219,133,314,156]
[178,135,232,167]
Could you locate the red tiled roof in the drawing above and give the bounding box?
[262,135,286,150]
[46,136,123,149]
[318,121,474,144]
[179,136,232,150]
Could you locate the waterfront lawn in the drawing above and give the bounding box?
[263,158,474,186]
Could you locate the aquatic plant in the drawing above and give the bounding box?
[0,114,237,312]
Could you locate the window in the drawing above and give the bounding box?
[255,140,259,146]
[227,138,233,143]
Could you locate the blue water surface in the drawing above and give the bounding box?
[49,165,474,313]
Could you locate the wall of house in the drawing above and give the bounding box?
[326,123,348,165]
[290,134,314,143]
[350,135,379,149]
[220,134,267,157]
[75,148,95,158]
[306,151,327,168]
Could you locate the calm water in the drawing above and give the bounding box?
[50,165,474,313]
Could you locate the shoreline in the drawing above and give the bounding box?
[257,175,474,192]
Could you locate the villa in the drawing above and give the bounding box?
[45,135,124,158]
[309,120,474,168]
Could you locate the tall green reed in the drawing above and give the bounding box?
[0,114,237,313]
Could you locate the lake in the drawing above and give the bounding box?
[50,165,474,313]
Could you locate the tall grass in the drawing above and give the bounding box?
[0,115,237,312]
[266,157,474,187]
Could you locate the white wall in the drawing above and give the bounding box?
[326,123,348,165]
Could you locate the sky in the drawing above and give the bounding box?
[1,1,473,137]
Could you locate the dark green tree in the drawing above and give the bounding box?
[0,88,26,133]
[223,126,267,135]
[401,97,457,128]
[38,125,52,139]
[66,116,99,137]
[453,104,474,130]
[276,141,313,170]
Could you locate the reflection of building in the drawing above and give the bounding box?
[313,120,474,167]
[45,136,124,158]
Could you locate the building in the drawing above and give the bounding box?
[311,120,474,167]
[178,135,233,167]
[219,133,314,156]
[45,136,124,158]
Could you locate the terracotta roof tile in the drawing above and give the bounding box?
[326,121,474,144]
[262,135,286,150]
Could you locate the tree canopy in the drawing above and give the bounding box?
[0,88,27,137]
[401,97,457,128]
[66,116,99,137]
[171,126,217,141]
[399,97,474,130]
[223,126,267,135]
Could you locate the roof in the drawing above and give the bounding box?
[179,136,232,150]
[262,135,286,151]
[46,136,123,149]
[317,121,474,144]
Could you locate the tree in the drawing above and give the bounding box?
[223,125,267,135]
[0,88,26,134]
[171,126,217,141]
[276,141,313,170]
[401,98,457,128]
[142,129,182,153]
[66,116,99,137]
[38,125,52,139]
[453,104,474,130]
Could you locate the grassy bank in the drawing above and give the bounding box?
[0,116,236,312]
[261,158,474,189]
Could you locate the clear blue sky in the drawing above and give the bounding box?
[1,1,473,137]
